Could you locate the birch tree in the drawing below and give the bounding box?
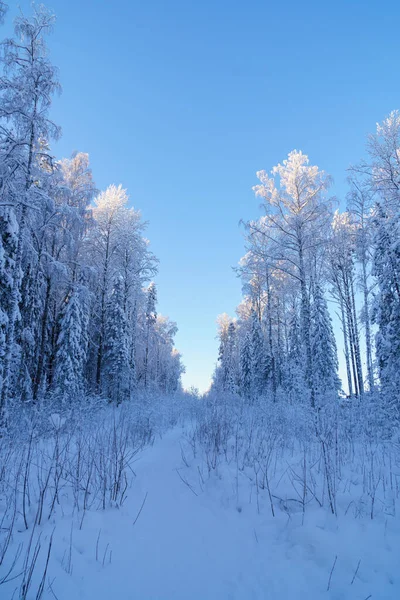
[347,183,375,391]
[252,150,334,406]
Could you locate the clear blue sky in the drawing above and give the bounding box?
[5,0,400,391]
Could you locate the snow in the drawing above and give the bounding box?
[49,414,66,430]
[2,423,398,599]
[1,7,399,599]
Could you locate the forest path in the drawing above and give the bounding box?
[54,426,399,600]
[60,427,284,599]
[80,427,272,599]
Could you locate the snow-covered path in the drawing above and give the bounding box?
[48,427,399,600]
[60,427,270,599]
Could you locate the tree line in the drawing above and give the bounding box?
[0,5,184,418]
[213,115,400,420]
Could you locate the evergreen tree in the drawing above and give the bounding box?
[87,184,128,389]
[362,111,400,415]
[54,285,90,399]
[224,322,238,393]
[143,282,157,389]
[372,203,400,414]
[0,207,18,352]
[239,331,252,400]
[104,277,129,402]
[285,306,308,404]
[250,309,265,398]
[310,284,341,404]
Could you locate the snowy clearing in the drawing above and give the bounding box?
[1,412,399,600]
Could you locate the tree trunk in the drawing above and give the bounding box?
[265,269,276,401]
[33,276,51,399]
[298,240,315,407]
[340,294,353,397]
[361,257,374,390]
[350,276,364,396]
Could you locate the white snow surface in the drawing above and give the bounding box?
[2,425,399,600]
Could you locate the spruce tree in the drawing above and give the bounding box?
[104,277,129,402]
[54,285,90,400]
[285,306,307,404]
[239,331,252,400]
[143,282,157,389]
[250,309,265,398]
[310,284,341,404]
[224,322,238,393]
[372,204,400,414]
[0,207,19,394]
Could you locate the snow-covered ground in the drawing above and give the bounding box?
[2,420,398,600]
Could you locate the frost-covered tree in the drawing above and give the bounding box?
[250,308,265,398]
[224,322,238,393]
[57,152,97,277]
[237,242,278,398]
[104,276,130,403]
[284,304,307,404]
[352,110,400,413]
[0,5,60,411]
[373,215,400,414]
[250,151,334,406]
[26,152,96,399]
[54,285,90,399]
[239,331,252,400]
[165,348,185,393]
[328,211,363,397]
[310,283,341,404]
[116,209,157,393]
[143,282,157,389]
[214,317,239,394]
[347,178,375,391]
[0,206,18,392]
[152,316,182,392]
[370,113,400,412]
[86,184,127,388]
